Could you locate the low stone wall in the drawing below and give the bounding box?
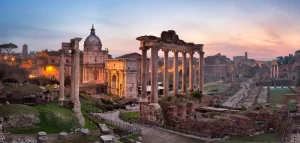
[2,114,40,128]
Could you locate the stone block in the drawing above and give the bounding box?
[80,128,90,136]
[58,132,67,139]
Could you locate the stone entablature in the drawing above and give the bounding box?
[105,58,138,99]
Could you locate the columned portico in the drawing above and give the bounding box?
[163,49,169,97]
[136,30,205,120]
[270,61,278,78]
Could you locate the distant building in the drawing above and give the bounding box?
[22,50,72,80]
[117,52,150,86]
[233,52,248,63]
[22,44,29,59]
[204,53,230,79]
[105,58,138,99]
[81,25,109,84]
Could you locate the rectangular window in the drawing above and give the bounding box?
[66,60,69,63]
[52,59,55,63]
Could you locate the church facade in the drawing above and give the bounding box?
[81,25,109,84]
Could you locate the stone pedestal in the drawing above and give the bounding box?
[37,132,47,143]
[58,132,67,139]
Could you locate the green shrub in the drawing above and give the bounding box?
[190,91,202,99]
[104,104,114,111]
[241,105,247,111]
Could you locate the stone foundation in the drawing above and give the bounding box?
[2,114,40,128]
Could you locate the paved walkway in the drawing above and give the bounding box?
[222,80,250,108]
[97,111,201,143]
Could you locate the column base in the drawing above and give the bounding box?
[150,103,161,109]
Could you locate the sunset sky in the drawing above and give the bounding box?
[0,0,300,60]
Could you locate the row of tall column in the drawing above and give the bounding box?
[140,47,205,109]
[270,64,278,78]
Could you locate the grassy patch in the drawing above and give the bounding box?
[120,112,140,122]
[6,101,81,134]
[119,134,140,143]
[4,85,42,93]
[204,84,230,93]
[213,132,280,143]
[270,90,296,110]
[0,104,38,116]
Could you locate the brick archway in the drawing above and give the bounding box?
[282,94,300,112]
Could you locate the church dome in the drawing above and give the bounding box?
[84,24,102,51]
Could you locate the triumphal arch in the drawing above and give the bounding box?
[137,30,205,121]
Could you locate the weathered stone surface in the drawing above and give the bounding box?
[58,132,67,139]
[11,138,37,143]
[2,114,40,128]
[38,136,47,143]
[80,128,90,136]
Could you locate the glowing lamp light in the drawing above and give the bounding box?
[46,66,53,72]
[11,57,15,61]
[4,56,7,60]
[29,74,36,78]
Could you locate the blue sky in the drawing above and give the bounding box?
[0,0,300,60]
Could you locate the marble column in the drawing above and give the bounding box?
[199,51,205,92]
[173,51,178,95]
[273,65,276,78]
[140,49,148,102]
[73,39,85,126]
[189,52,194,92]
[58,49,65,105]
[182,52,187,93]
[270,65,273,78]
[150,47,160,108]
[276,65,279,78]
[163,49,169,97]
[70,49,75,102]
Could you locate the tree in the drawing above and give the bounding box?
[296,69,300,87]
[0,43,18,54]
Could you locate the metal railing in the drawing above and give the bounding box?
[91,113,141,135]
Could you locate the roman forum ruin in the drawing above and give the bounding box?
[59,37,85,126]
[137,30,204,115]
[270,61,279,78]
